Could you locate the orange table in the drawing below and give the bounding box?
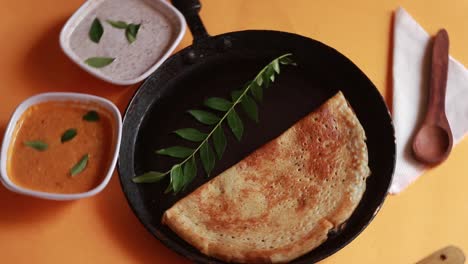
[1,0,468,263]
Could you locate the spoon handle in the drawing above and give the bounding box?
[426,29,449,125]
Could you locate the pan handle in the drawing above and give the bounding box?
[172,0,209,42]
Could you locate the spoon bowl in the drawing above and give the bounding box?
[413,124,453,165]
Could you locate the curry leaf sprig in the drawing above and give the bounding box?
[132,53,296,193]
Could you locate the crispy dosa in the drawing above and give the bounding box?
[163,91,370,263]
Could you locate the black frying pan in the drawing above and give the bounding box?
[118,0,395,263]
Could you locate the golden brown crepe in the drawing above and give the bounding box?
[163,91,370,263]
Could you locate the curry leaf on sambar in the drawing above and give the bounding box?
[83,111,100,122]
[61,128,77,143]
[70,154,89,176]
[24,141,48,151]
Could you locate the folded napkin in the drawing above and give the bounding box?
[390,7,468,194]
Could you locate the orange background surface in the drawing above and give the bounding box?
[1,0,468,263]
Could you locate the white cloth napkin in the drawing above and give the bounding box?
[390,7,468,194]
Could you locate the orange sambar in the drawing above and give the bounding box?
[7,101,115,194]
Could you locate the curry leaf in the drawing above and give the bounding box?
[266,66,276,83]
[170,164,184,193]
[200,142,215,176]
[156,146,193,158]
[204,97,232,111]
[255,75,263,86]
[24,141,48,151]
[61,128,77,143]
[227,110,243,141]
[85,57,115,68]
[240,95,259,122]
[89,18,103,43]
[125,23,141,44]
[272,59,280,74]
[106,20,128,29]
[182,156,197,188]
[231,90,242,101]
[279,56,296,66]
[70,154,89,176]
[83,110,100,121]
[164,184,173,194]
[132,171,166,183]
[188,110,220,125]
[250,82,263,102]
[174,128,207,142]
[212,125,227,159]
[263,74,271,87]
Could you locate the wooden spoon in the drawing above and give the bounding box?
[412,29,453,165]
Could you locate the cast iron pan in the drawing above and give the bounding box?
[118,0,395,263]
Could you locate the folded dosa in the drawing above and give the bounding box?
[163,91,370,263]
